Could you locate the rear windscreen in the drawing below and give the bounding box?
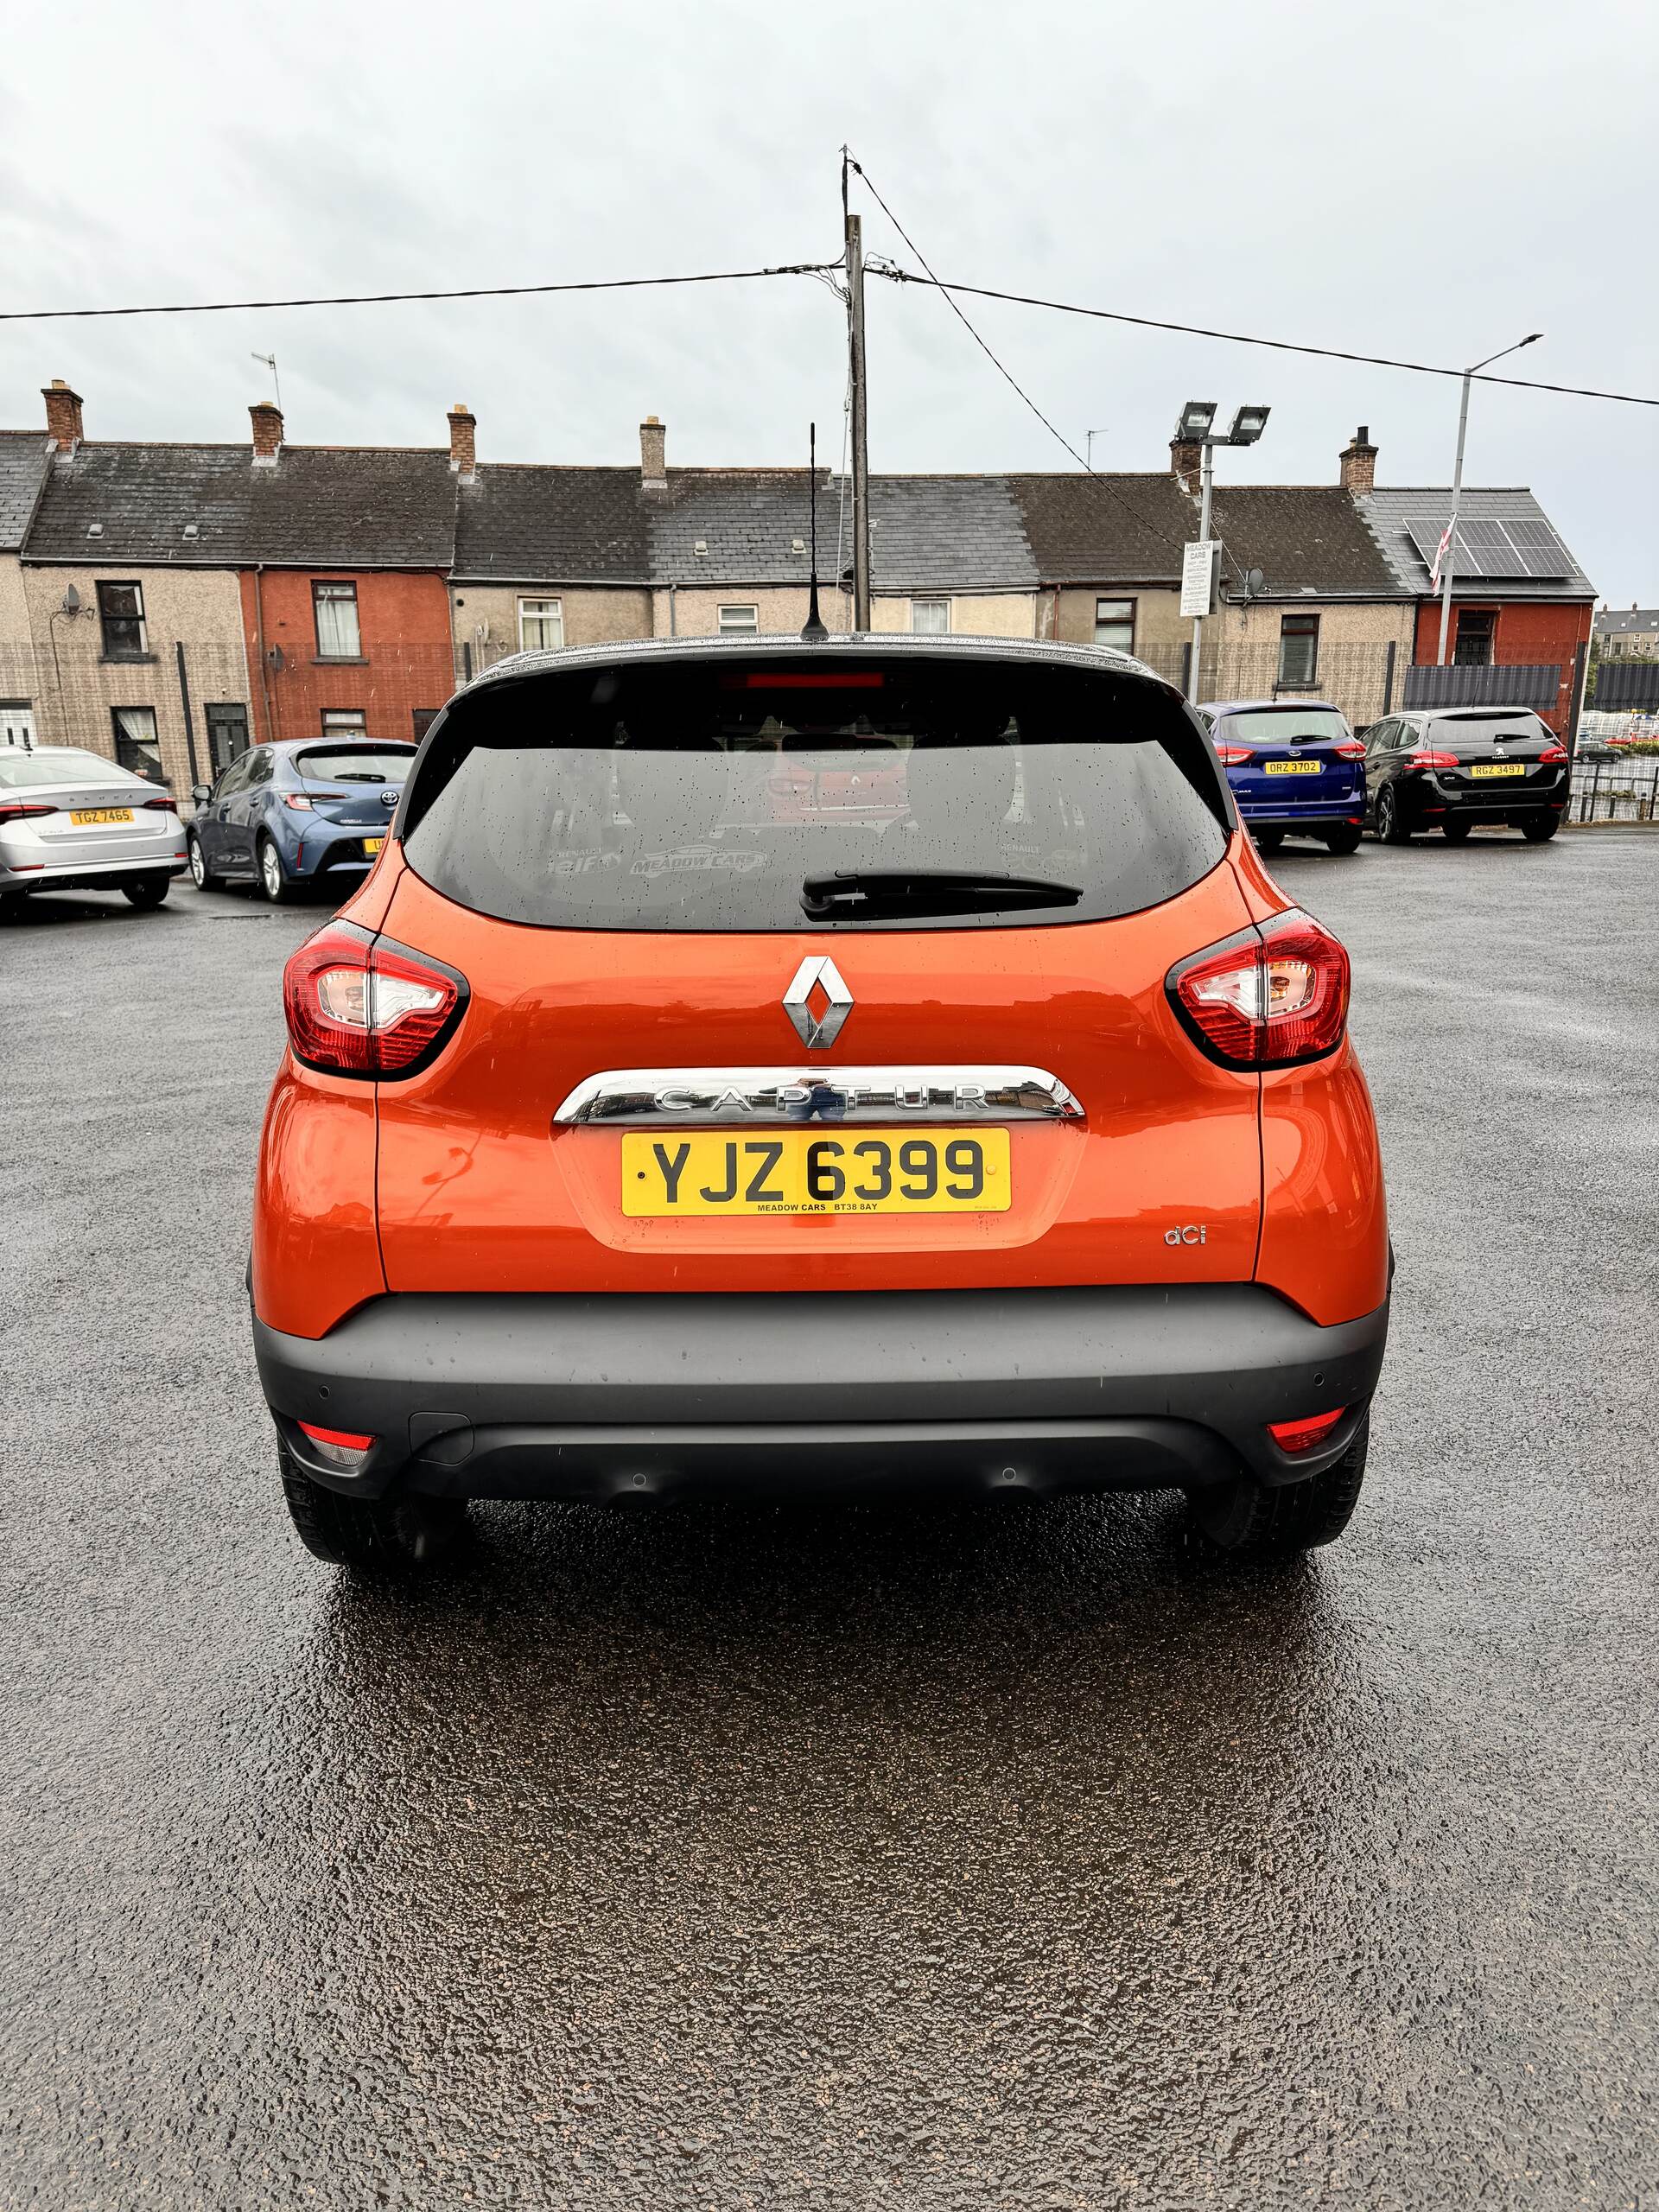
[1431,714,1550,745]
[400,657,1230,932]
[1221,708,1351,746]
[296,746,417,783]
[0,750,145,789]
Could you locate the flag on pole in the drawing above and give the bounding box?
[1428,518,1454,594]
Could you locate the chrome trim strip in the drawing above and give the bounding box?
[552,1065,1084,1127]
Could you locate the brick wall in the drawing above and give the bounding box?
[1412,597,1593,734]
[239,569,455,744]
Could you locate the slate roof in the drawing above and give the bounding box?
[22,442,458,569]
[451,465,647,582]
[0,430,51,550]
[1358,486,1595,599]
[1594,605,1659,638]
[1010,473,1195,583]
[1206,485,1403,599]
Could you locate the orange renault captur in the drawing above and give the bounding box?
[252,635,1389,1572]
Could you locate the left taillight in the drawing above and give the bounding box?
[1166,906,1351,1070]
[1213,742,1255,765]
[0,801,55,825]
[282,919,467,1078]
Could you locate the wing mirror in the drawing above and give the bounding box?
[191,783,212,804]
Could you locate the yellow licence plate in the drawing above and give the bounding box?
[1262,760,1321,775]
[622,1128,1011,1217]
[1469,764,1526,779]
[70,807,134,825]
[362,836,385,855]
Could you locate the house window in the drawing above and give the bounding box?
[412,709,441,741]
[1094,597,1135,652]
[518,597,564,651]
[1278,613,1320,687]
[111,706,162,781]
[912,599,950,635]
[717,605,759,634]
[97,581,148,660]
[321,709,367,734]
[313,581,362,659]
[1454,610,1497,667]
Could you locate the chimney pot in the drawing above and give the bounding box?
[640,415,667,491]
[448,403,477,479]
[1338,424,1379,495]
[250,400,284,466]
[1169,437,1202,495]
[42,378,85,455]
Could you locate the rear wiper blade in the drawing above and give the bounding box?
[800,868,1084,918]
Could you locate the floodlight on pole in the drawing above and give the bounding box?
[1177,399,1272,703]
[1435,332,1544,664]
[1228,404,1271,446]
[1177,400,1217,441]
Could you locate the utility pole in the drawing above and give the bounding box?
[1188,443,1215,705]
[845,209,872,631]
[1436,331,1543,664]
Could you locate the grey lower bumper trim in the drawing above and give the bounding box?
[255,1284,1389,1502]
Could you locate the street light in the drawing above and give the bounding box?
[1434,333,1543,664]
[1177,400,1273,702]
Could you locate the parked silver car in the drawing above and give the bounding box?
[0,747,188,910]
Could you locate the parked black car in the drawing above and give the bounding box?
[1362,709,1569,843]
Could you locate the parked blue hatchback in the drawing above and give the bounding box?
[187,737,418,904]
[1198,699,1368,855]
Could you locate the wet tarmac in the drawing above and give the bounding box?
[3,831,1656,2209]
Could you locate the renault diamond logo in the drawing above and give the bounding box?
[782,955,853,1050]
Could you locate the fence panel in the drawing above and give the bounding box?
[1569,758,1659,824]
[1592,660,1659,711]
[1402,662,1561,712]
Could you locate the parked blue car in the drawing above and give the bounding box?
[1198,698,1368,855]
[187,737,418,903]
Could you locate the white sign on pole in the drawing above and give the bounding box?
[1180,541,1218,619]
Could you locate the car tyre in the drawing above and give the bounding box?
[1442,819,1472,843]
[121,874,171,909]
[1321,824,1363,855]
[279,1440,468,1573]
[257,834,296,905]
[1376,785,1412,843]
[1185,1414,1369,1559]
[188,833,224,891]
[1521,814,1560,843]
[1253,830,1285,854]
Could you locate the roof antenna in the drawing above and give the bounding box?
[801,421,829,641]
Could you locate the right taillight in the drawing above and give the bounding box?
[283,920,467,1078]
[1539,742,1568,763]
[1167,907,1351,1070]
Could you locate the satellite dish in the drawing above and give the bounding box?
[1245,567,1265,598]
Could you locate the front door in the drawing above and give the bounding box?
[1,702,37,750]
[206,703,251,778]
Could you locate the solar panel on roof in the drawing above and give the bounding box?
[1402,514,1568,581]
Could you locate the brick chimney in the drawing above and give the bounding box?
[1338,424,1378,494]
[42,378,84,455]
[250,400,284,467]
[1170,436,1202,494]
[639,414,667,493]
[448,403,477,480]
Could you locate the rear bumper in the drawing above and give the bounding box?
[0,854,187,893]
[253,1284,1390,1503]
[1236,799,1362,826]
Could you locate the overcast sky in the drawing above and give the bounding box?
[3,0,1655,601]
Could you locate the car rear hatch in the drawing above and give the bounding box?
[1217,704,1363,815]
[370,647,1267,1297]
[16,780,178,859]
[1421,711,1563,798]
[292,743,416,856]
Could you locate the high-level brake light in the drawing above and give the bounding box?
[1167,907,1351,1069]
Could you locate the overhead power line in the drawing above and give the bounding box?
[872,266,1659,410]
[0,260,842,324]
[844,154,1212,571]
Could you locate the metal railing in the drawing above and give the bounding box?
[1569,757,1659,823]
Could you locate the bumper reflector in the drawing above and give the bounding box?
[1267,1408,1347,1456]
[297,1420,376,1472]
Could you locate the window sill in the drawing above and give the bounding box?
[312,655,369,666]
[101,652,156,666]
